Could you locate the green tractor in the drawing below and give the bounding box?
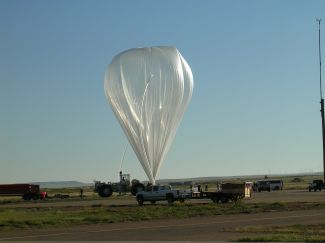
[94,171,145,197]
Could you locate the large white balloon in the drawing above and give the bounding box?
[104,46,193,184]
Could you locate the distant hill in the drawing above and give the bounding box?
[30,172,322,188]
[30,181,93,189]
[148,172,323,185]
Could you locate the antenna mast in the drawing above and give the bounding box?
[317,18,325,182]
[317,18,323,99]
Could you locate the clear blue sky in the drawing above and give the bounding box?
[1,0,324,183]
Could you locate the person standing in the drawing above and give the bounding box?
[80,187,84,199]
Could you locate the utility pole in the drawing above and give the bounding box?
[316,18,325,182]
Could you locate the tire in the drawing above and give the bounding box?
[179,198,185,203]
[220,196,228,204]
[232,196,239,202]
[99,185,113,197]
[137,195,144,206]
[150,200,156,204]
[166,195,174,204]
[131,183,145,196]
[23,194,32,200]
[212,196,219,203]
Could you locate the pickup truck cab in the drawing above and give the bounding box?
[308,179,325,192]
[136,185,190,205]
[254,180,271,192]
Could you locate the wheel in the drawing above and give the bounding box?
[232,196,239,202]
[167,195,174,204]
[179,198,185,203]
[23,194,32,200]
[150,200,156,204]
[137,195,144,206]
[212,196,219,203]
[99,185,113,197]
[220,196,228,203]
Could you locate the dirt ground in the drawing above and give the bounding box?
[0,189,324,208]
[0,189,324,241]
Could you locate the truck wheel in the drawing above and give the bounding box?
[99,185,113,197]
[23,194,32,200]
[137,195,144,206]
[220,196,228,203]
[212,196,219,203]
[179,198,185,203]
[150,200,156,204]
[232,196,239,202]
[167,195,174,204]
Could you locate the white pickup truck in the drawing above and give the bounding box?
[136,185,190,205]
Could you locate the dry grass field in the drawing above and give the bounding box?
[0,174,324,241]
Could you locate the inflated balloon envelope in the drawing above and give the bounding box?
[104,46,193,185]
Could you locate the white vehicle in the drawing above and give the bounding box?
[254,179,283,192]
[136,185,190,205]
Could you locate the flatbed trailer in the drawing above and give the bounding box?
[190,182,252,203]
[191,191,244,203]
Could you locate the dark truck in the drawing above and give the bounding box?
[308,179,325,192]
[0,184,46,200]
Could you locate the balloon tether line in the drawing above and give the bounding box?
[118,142,128,174]
[316,18,325,183]
[140,74,155,184]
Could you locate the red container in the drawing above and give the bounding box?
[0,184,40,196]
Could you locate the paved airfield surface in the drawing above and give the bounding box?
[0,209,325,241]
[0,190,324,241]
